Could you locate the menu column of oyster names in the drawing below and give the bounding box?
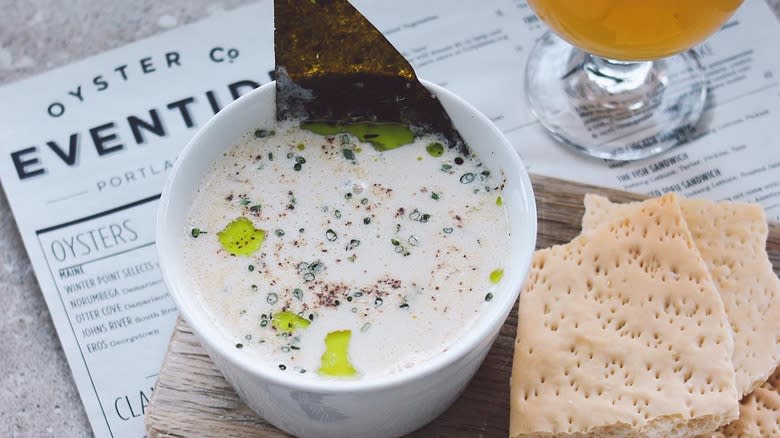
[34,195,178,438]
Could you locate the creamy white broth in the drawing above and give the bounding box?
[183,121,511,378]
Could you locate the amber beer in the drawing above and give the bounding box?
[526,0,743,61]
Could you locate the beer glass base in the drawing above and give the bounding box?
[525,32,708,161]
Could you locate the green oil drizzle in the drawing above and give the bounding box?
[301,122,415,151]
[318,330,358,377]
[425,142,444,157]
[489,268,504,284]
[272,311,311,333]
[217,217,266,256]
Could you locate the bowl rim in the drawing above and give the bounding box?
[156,79,537,393]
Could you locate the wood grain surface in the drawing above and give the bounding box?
[145,173,780,438]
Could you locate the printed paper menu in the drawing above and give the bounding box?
[1,1,779,437]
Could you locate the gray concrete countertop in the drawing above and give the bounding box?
[1,1,779,437]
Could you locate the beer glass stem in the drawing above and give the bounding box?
[585,57,655,93]
[525,32,708,161]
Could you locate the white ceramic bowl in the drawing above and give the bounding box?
[156,80,537,438]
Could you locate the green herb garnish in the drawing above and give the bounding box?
[342,148,355,160]
[460,173,475,184]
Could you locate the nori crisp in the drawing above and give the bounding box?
[274,0,467,154]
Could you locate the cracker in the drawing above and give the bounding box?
[510,194,738,437]
[583,194,780,398]
[711,366,780,437]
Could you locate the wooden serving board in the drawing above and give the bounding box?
[145,174,780,438]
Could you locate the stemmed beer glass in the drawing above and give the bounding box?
[525,0,744,161]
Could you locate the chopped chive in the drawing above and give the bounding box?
[431,192,440,200]
[443,227,454,234]
[248,264,255,272]
[281,346,290,352]
[345,193,353,199]
[290,345,300,350]
[363,217,371,224]
[279,364,287,370]
[190,228,204,238]
[374,297,383,307]
[399,303,410,309]
[250,204,262,212]
[485,292,494,302]
[266,293,278,305]
[286,151,294,159]
[293,288,303,300]
[454,157,464,165]
[260,319,269,327]
[391,238,400,246]
[441,163,453,172]
[496,196,504,206]
[460,173,476,184]
[360,198,368,205]
[407,235,419,246]
[293,163,302,171]
[394,245,404,253]
[268,152,274,160]
[348,239,360,249]
[420,214,431,223]
[240,198,251,206]
[235,343,244,349]
[275,229,285,237]
[334,209,342,219]
[347,296,353,302]
[251,284,258,291]
[254,129,273,138]
[409,210,421,220]
[342,148,355,160]
[360,322,371,333]
[295,156,306,164]
[340,134,350,145]
[326,229,338,241]
[303,272,315,282]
